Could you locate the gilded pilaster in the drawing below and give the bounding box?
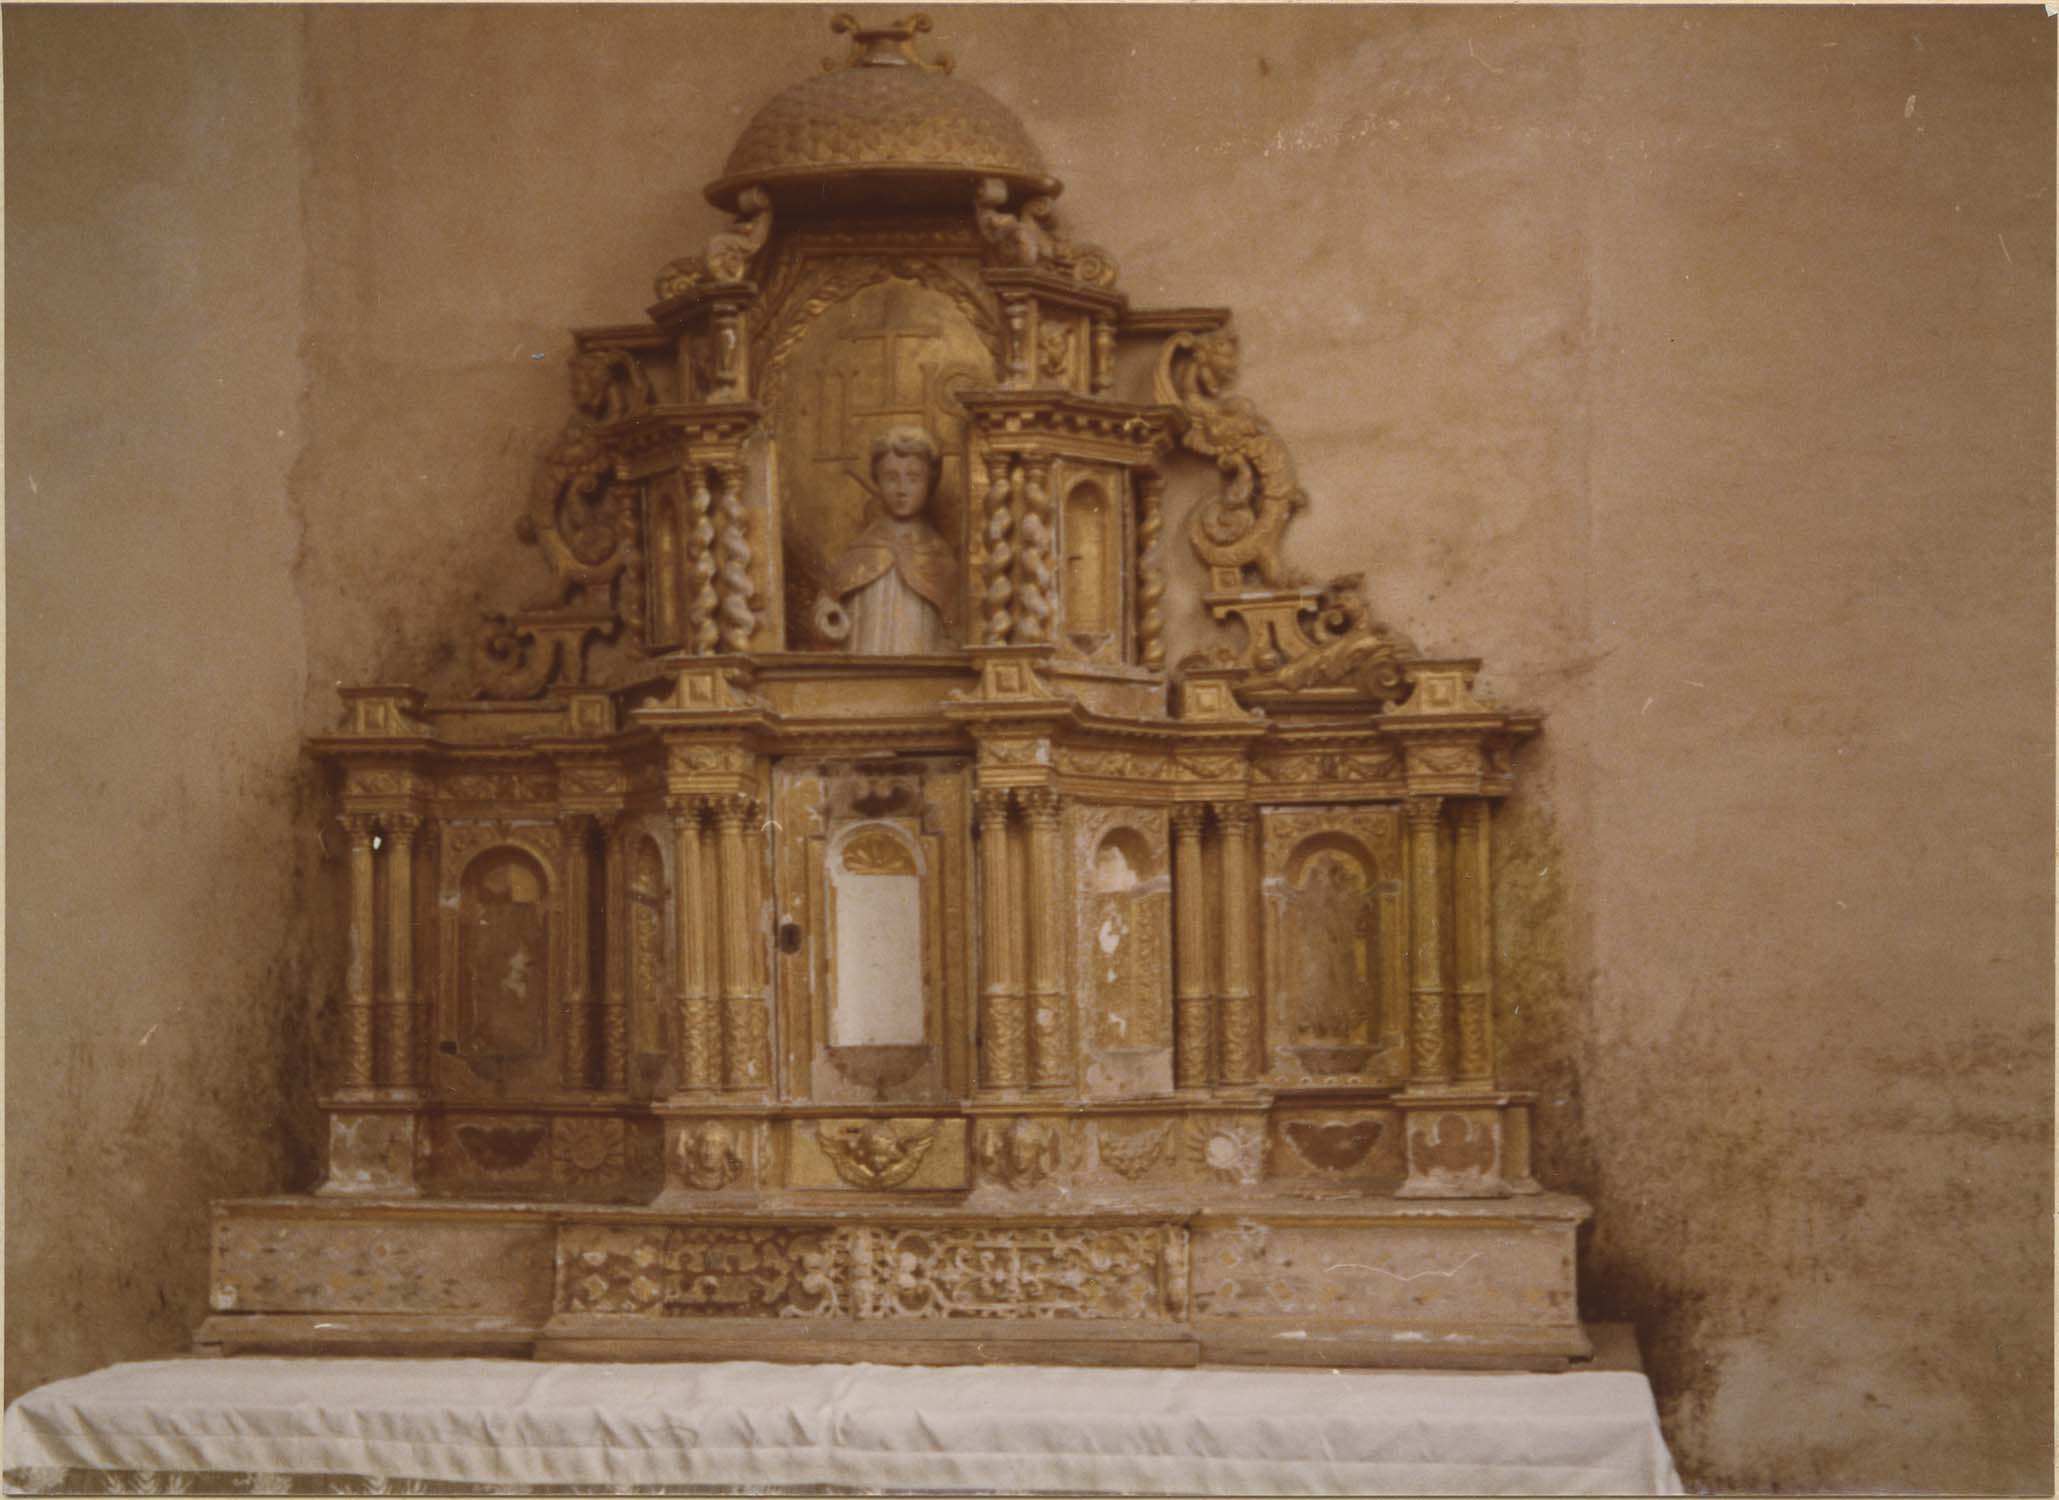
[1454,799,1494,1086]
[1172,804,1211,1091]
[672,797,717,1093]
[976,789,1026,1090]
[600,816,629,1090]
[1405,796,1452,1087]
[1022,788,1069,1089]
[715,794,770,1089]
[378,814,421,1089]
[556,813,592,1090]
[1215,803,1259,1086]
[341,814,379,1092]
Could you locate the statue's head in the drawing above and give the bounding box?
[870,425,942,521]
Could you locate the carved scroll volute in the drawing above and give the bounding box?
[654,186,772,305]
[1154,329,1303,591]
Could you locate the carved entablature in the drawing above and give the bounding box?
[263,14,1592,1374]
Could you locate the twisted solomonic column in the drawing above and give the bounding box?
[983,452,1017,645]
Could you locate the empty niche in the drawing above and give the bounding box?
[827,823,926,1047]
[1281,835,1380,1071]
[1062,479,1115,655]
[1088,828,1167,1050]
[458,848,552,1064]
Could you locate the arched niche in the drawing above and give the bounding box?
[1085,827,1168,1053]
[1279,834,1382,1071]
[1061,477,1121,660]
[825,822,927,1049]
[456,847,553,1068]
[766,274,993,650]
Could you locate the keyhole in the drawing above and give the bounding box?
[778,920,803,954]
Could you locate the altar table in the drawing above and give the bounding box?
[4,1334,1681,1495]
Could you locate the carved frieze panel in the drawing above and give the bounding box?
[554,1219,1184,1322]
[787,1117,969,1191]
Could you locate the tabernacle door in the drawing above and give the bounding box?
[772,757,973,1104]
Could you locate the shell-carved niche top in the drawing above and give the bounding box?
[707,13,1059,210]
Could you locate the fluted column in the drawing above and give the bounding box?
[600,815,628,1090]
[714,795,770,1089]
[1022,788,1069,1089]
[671,797,717,1093]
[1172,804,1211,1091]
[1405,796,1452,1087]
[557,813,592,1090]
[379,814,422,1089]
[1454,799,1495,1087]
[1215,803,1259,1086]
[341,814,379,1092]
[976,789,1026,1090]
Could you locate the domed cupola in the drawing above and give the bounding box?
[705,12,1060,212]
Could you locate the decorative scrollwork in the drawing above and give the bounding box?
[1154,329,1304,587]
[974,177,1119,289]
[655,187,773,301]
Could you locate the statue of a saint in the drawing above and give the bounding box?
[814,426,960,654]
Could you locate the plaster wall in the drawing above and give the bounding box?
[5,6,2051,1492]
[4,4,321,1404]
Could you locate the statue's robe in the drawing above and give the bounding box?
[826,518,959,654]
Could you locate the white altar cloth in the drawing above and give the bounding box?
[4,1353,1682,1495]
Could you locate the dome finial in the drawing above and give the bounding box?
[822,13,953,75]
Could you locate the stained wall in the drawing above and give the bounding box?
[6,7,2052,1491]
